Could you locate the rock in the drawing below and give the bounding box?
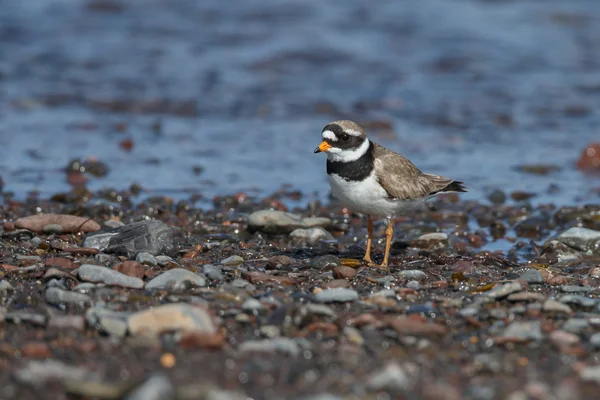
[406,281,420,290]
[72,283,97,293]
[5,312,46,326]
[549,330,580,348]
[20,342,51,358]
[386,316,447,335]
[488,189,506,204]
[242,271,297,285]
[576,143,600,171]
[309,255,340,269]
[43,224,63,234]
[155,255,175,266]
[48,315,85,331]
[15,360,96,386]
[289,227,334,243]
[247,210,332,234]
[0,280,14,293]
[542,299,572,314]
[45,257,77,269]
[556,227,600,254]
[202,265,224,281]
[266,255,293,269]
[315,288,359,303]
[325,279,350,289]
[135,252,157,266]
[239,338,301,357]
[366,362,410,392]
[563,318,589,334]
[114,261,145,279]
[45,288,91,306]
[242,298,263,312]
[128,303,218,336]
[78,264,144,289]
[398,270,427,280]
[333,266,356,280]
[221,255,244,266]
[499,321,543,341]
[519,269,544,284]
[145,268,206,290]
[14,214,100,234]
[589,333,600,348]
[86,307,130,337]
[507,292,546,302]
[559,295,597,308]
[125,373,173,400]
[303,304,337,319]
[484,282,523,300]
[560,285,594,293]
[85,220,173,257]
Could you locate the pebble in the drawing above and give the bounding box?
[135,252,158,266]
[366,362,410,391]
[45,287,91,306]
[557,227,600,254]
[542,299,572,314]
[247,210,332,234]
[239,338,300,357]
[289,227,334,243]
[104,220,125,229]
[114,261,145,279]
[15,360,96,386]
[507,292,546,302]
[304,304,337,318]
[14,214,100,234]
[86,220,174,257]
[221,255,244,266]
[86,307,130,337]
[231,278,252,288]
[43,224,63,234]
[519,269,544,284]
[589,332,600,348]
[48,315,85,331]
[242,298,263,312]
[145,268,206,290]
[370,289,397,298]
[560,285,594,293]
[580,365,600,384]
[72,283,97,293]
[333,266,356,280]
[128,303,218,336]
[399,270,426,280]
[549,330,580,347]
[155,255,174,266]
[203,264,224,281]
[315,288,359,303]
[499,321,543,341]
[484,282,523,300]
[125,373,173,400]
[406,280,420,290]
[78,264,144,289]
[562,318,589,334]
[5,312,46,326]
[559,294,597,308]
[309,255,341,269]
[0,280,14,293]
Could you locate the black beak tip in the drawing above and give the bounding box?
[313,147,321,153]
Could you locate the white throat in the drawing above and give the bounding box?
[326,139,370,163]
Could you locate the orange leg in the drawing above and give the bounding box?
[380,219,393,268]
[363,216,374,264]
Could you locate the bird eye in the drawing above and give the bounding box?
[341,134,350,142]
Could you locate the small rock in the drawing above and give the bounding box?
[266,255,293,269]
[309,255,340,269]
[15,214,100,234]
[231,278,252,288]
[387,316,447,335]
[406,280,420,290]
[0,280,14,293]
[325,279,350,289]
[155,255,174,266]
[86,307,130,337]
[315,288,359,303]
[563,318,589,334]
[45,257,77,269]
[589,332,600,348]
[242,298,263,312]
[78,264,144,289]
[48,315,85,331]
[507,292,546,302]
[247,210,331,234]
[104,220,125,229]
[580,365,600,384]
[5,312,46,326]
[519,269,544,284]
[85,220,173,257]
[114,261,145,279]
[499,321,543,341]
[561,285,594,293]
[242,271,296,285]
[221,255,244,266]
[542,299,572,314]
[560,295,597,308]
[135,252,157,266]
[366,362,410,392]
[203,264,224,281]
[557,227,600,254]
[15,360,96,386]
[549,330,580,348]
[124,373,173,400]
[128,303,218,336]
[303,304,337,318]
[399,270,426,280]
[43,224,63,234]
[239,338,301,357]
[145,268,206,290]
[484,282,523,300]
[72,283,97,293]
[290,227,334,244]
[45,288,91,306]
[333,266,356,279]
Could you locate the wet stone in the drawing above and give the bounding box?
[135,252,157,266]
[542,299,572,314]
[333,266,356,280]
[0,280,14,293]
[86,220,174,257]
[560,285,594,293]
[499,321,543,341]
[303,303,337,319]
[589,332,600,348]
[242,298,263,312]
[406,280,420,290]
[309,255,340,269]
[239,338,301,357]
[114,261,145,279]
[145,268,206,290]
[247,210,332,234]
[580,365,600,384]
[45,287,91,306]
[559,295,597,308]
[43,224,63,234]
[289,227,334,244]
[155,255,174,266]
[72,283,97,293]
[507,292,546,302]
[398,270,426,280]
[79,264,144,289]
[315,288,359,303]
[557,227,600,254]
[563,318,589,334]
[86,307,130,337]
[519,269,544,284]
[484,282,523,300]
[221,255,244,266]
[203,264,224,281]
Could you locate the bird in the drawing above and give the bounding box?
[314,120,467,268]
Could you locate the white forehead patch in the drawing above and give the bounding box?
[345,128,362,137]
[322,130,338,141]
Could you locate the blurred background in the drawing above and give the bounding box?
[1,0,599,208]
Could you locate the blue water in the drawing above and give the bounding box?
[1,0,600,207]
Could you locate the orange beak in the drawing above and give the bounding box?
[314,141,332,153]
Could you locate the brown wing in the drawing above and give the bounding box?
[372,142,465,200]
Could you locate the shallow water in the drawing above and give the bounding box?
[1,0,600,207]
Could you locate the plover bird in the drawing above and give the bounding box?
[314,120,467,268]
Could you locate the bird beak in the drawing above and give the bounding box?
[314,141,332,153]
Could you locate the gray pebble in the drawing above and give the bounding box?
[145,268,206,290]
[260,325,281,338]
[125,373,173,400]
[94,253,117,265]
[78,264,144,289]
[0,280,14,293]
[519,269,544,284]
[231,278,252,288]
[406,280,420,290]
[155,255,174,266]
[239,338,301,357]
[542,299,572,314]
[560,295,597,308]
[247,210,332,234]
[484,282,522,300]
[72,283,97,293]
[315,288,359,303]
[104,220,125,229]
[135,252,157,266]
[563,318,589,334]
[203,264,224,281]
[30,237,43,246]
[289,227,334,244]
[15,360,96,386]
[303,303,337,318]
[309,255,340,269]
[589,333,600,348]
[459,307,479,317]
[45,287,91,306]
[366,362,410,392]
[560,285,594,293]
[417,232,448,241]
[17,255,42,263]
[557,227,600,254]
[370,289,397,298]
[221,255,244,266]
[86,307,130,337]
[242,298,263,312]
[5,312,46,326]
[499,321,543,341]
[399,270,426,280]
[581,365,600,384]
